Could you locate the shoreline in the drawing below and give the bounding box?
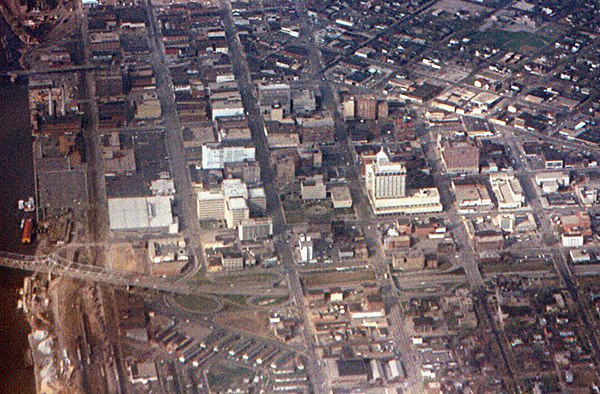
[0,8,40,392]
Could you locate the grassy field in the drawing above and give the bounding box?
[214,272,280,286]
[207,363,253,392]
[283,199,338,223]
[189,270,213,284]
[301,269,376,287]
[219,294,250,305]
[284,210,306,224]
[481,259,553,274]
[251,295,289,306]
[173,294,220,313]
[469,30,548,52]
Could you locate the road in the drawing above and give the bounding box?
[289,0,429,390]
[145,0,206,278]
[220,3,328,392]
[0,250,288,296]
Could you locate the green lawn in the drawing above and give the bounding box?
[469,30,548,52]
[173,294,219,313]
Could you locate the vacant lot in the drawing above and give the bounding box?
[301,269,376,287]
[109,242,146,273]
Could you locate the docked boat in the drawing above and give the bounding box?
[23,197,35,212]
[18,200,24,210]
[21,218,33,244]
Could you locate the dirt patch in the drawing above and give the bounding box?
[215,310,273,339]
[109,242,146,273]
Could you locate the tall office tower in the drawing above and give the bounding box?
[366,149,406,199]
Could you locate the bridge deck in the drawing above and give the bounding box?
[0,252,286,297]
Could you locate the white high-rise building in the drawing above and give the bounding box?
[298,234,313,263]
[366,149,406,199]
[365,149,443,215]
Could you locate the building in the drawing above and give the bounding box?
[474,231,504,252]
[272,150,297,187]
[210,98,245,120]
[367,180,443,215]
[441,140,479,174]
[462,116,494,137]
[238,217,273,241]
[301,175,327,200]
[108,196,178,233]
[384,228,411,250]
[299,234,313,263]
[291,89,316,116]
[535,171,570,193]
[559,212,592,236]
[222,178,248,199]
[355,96,377,120]
[392,249,425,271]
[570,249,591,263]
[248,187,267,216]
[196,190,226,221]
[489,172,525,209]
[225,197,249,228]
[452,181,493,210]
[201,143,255,169]
[562,234,584,247]
[330,185,353,209]
[366,149,406,200]
[134,91,162,119]
[377,101,388,120]
[342,97,355,119]
[221,250,244,270]
[258,84,291,116]
[543,149,564,169]
[333,359,370,384]
[129,361,158,385]
[577,186,598,206]
[150,179,176,196]
[147,237,189,276]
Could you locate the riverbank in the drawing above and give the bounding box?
[0,81,37,394]
[0,10,37,393]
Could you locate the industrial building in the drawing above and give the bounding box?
[108,196,178,233]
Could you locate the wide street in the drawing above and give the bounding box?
[220,1,328,392]
[146,0,206,276]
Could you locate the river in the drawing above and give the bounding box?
[0,13,37,394]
